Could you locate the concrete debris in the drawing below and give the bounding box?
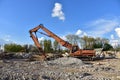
[116,52,120,58]
[0,56,120,80]
[48,57,84,66]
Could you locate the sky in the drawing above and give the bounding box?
[0,0,120,46]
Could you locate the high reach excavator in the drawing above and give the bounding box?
[29,24,96,60]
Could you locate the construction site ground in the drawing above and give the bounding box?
[0,54,120,80]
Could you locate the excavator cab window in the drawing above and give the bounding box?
[72,45,79,53]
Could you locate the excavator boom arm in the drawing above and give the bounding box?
[29,26,45,54]
[29,24,73,50]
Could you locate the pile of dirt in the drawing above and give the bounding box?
[48,57,84,66]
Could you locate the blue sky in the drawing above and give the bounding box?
[0,0,120,45]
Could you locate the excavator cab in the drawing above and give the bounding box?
[71,45,79,53]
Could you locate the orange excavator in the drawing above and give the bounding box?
[29,24,96,60]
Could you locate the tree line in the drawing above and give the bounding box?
[3,40,62,53]
[66,35,113,50]
[3,35,119,53]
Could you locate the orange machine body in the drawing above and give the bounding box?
[29,24,95,58]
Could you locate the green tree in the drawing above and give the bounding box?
[93,37,102,48]
[29,45,39,52]
[115,45,120,51]
[23,44,38,52]
[4,43,23,52]
[53,40,62,53]
[66,34,81,45]
[39,40,44,49]
[53,40,58,51]
[23,44,29,53]
[43,39,53,53]
[81,36,95,49]
[103,43,113,51]
[93,37,109,49]
[81,36,110,49]
[93,43,103,48]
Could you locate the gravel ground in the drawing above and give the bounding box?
[0,57,120,80]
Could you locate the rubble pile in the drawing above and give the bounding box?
[0,56,120,80]
[0,52,38,59]
[48,57,84,66]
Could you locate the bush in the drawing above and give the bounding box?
[103,43,113,51]
[4,43,24,52]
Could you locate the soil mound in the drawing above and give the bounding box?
[48,57,84,66]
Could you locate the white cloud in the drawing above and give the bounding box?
[5,35,11,38]
[110,34,114,39]
[75,29,87,36]
[110,39,120,48]
[0,38,12,45]
[38,37,45,41]
[60,36,67,41]
[83,32,87,36]
[86,18,119,36]
[51,3,65,21]
[4,35,11,42]
[0,35,13,45]
[75,30,82,35]
[115,27,120,38]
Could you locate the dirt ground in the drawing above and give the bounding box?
[0,56,120,80]
[83,58,120,80]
